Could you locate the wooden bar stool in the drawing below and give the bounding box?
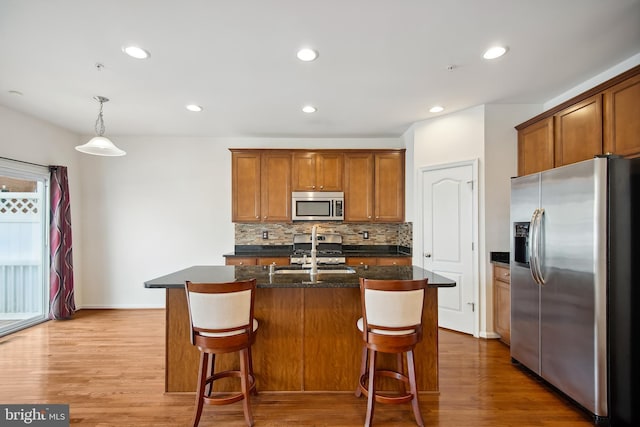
[185,279,258,427]
[355,277,428,427]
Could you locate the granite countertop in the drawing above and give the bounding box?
[225,245,412,258]
[490,251,510,265]
[144,265,455,289]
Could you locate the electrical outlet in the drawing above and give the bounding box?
[262,231,268,239]
[363,231,369,240]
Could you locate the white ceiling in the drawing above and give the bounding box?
[1,0,639,139]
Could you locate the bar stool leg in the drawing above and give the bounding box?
[355,346,368,397]
[407,350,424,427]
[204,354,215,397]
[192,351,208,427]
[240,348,254,427]
[364,349,377,427]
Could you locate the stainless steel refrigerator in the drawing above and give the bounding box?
[510,156,639,427]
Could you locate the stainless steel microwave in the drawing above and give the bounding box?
[291,191,344,221]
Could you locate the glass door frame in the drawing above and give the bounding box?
[0,158,50,337]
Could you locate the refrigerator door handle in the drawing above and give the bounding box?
[529,209,541,285]
[534,208,545,284]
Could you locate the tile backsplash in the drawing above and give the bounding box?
[235,222,412,247]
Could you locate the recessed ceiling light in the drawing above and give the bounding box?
[122,45,150,59]
[483,46,507,60]
[185,104,203,112]
[302,105,317,113]
[297,48,318,62]
[429,106,444,113]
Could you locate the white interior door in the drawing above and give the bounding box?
[420,162,476,335]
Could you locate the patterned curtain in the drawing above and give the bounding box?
[49,166,76,319]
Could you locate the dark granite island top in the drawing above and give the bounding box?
[148,264,453,393]
[145,264,455,289]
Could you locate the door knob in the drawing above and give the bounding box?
[424,253,432,258]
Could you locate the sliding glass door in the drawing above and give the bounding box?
[0,159,50,336]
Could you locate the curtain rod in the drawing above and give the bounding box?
[0,156,55,169]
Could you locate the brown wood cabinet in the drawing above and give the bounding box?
[516,65,640,176]
[292,151,343,191]
[603,73,640,158]
[344,150,405,222]
[517,117,554,176]
[554,95,603,167]
[225,257,289,266]
[374,151,405,222]
[493,264,511,346]
[344,152,374,222]
[231,150,291,222]
[346,257,411,266]
[232,148,405,223]
[231,151,261,222]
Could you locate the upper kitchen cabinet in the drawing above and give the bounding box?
[516,65,640,176]
[374,151,405,222]
[554,95,603,167]
[292,151,343,191]
[344,150,405,223]
[603,73,640,158]
[231,150,291,222]
[344,152,374,222]
[517,117,554,176]
[231,150,261,222]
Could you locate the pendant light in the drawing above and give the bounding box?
[75,96,126,156]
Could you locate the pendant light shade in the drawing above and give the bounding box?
[75,96,126,156]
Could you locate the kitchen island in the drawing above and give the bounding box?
[145,265,455,393]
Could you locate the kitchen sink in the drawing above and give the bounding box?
[273,266,356,275]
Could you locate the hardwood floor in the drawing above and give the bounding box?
[0,309,595,426]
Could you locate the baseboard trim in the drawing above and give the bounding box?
[76,304,165,310]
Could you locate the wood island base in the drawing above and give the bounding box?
[165,286,439,393]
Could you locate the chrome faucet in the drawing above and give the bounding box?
[310,225,318,276]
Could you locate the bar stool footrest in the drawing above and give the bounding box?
[203,370,257,406]
[358,369,414,404]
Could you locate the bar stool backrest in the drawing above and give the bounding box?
[359,278,427,342]
[185,280,256,346]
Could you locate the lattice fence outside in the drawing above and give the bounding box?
[0,193,40,220]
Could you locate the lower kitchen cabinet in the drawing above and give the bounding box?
[346,257,411,266]
[493,264,511,346]
[225,257,289,266]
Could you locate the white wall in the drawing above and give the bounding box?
[483,104,543,335]
[76,136,402,308]
[544,52,640,110]
[407,104,544,338]
[0,105,85,303]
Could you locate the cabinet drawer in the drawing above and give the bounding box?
[225,257,257,266]
[346,257,376,266]
[494,265,511,284]
[377,257,412,266]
